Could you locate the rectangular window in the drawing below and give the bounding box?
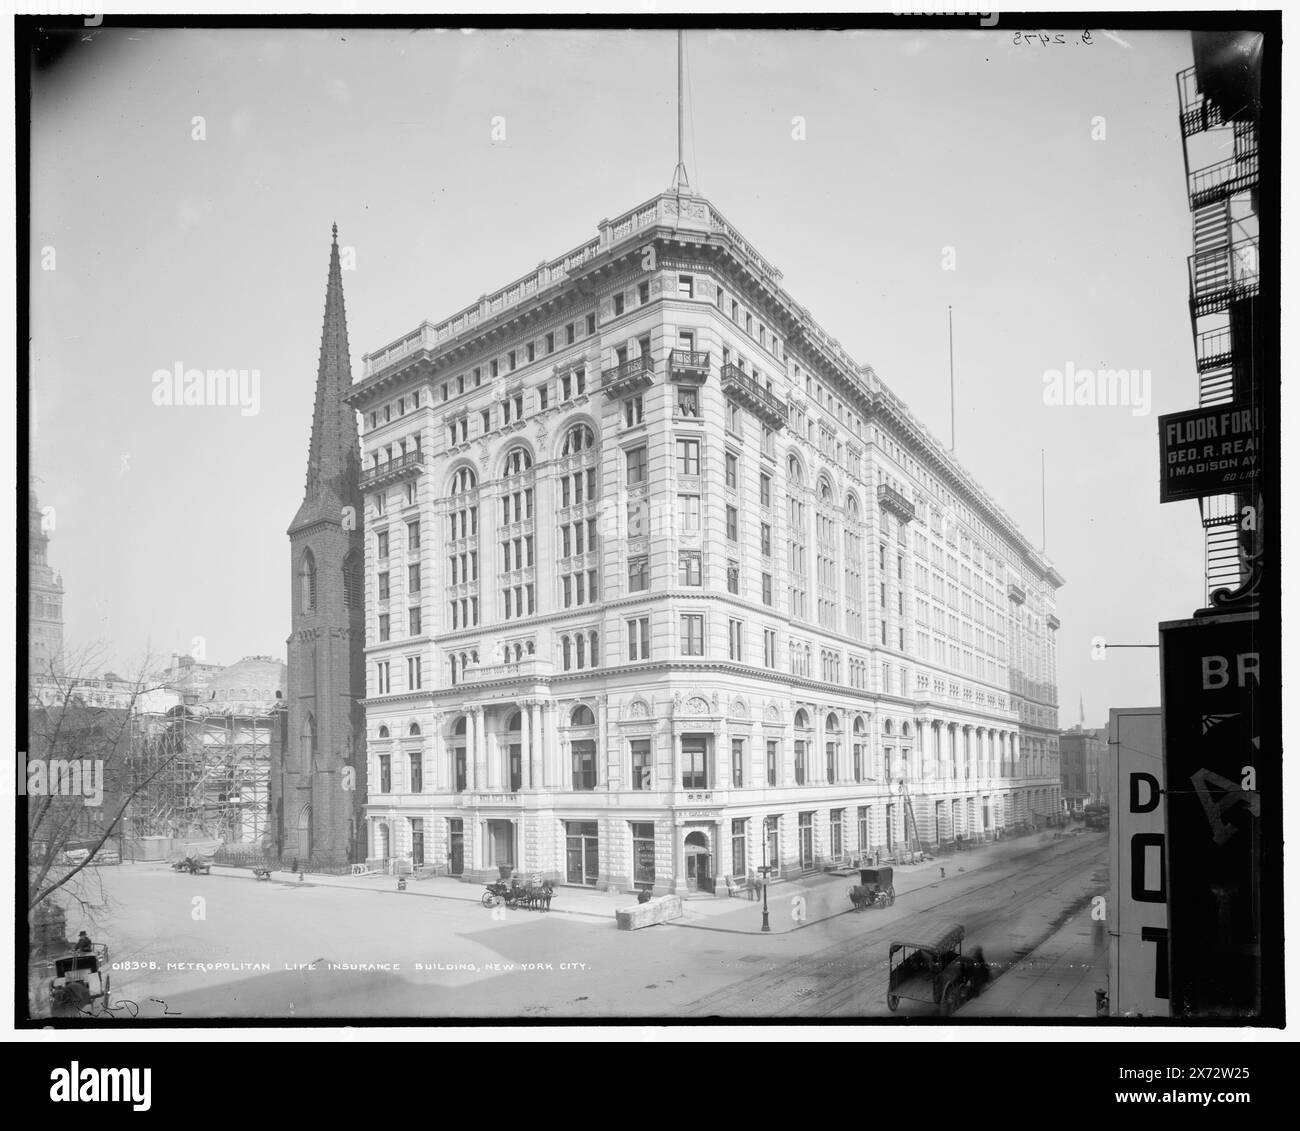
[624,395,644,427]
[407,520,421,550]
[628,616,650,660]
[731,817,746,873]
[571,742,597,791]
[831,809,844,859]
[677,494,700,531]
[631,744,653,792]
[794,741,806,785]
[681,738,708,789]
[407,655,422,690]
[728,618,743,661]
[566,323,575,345]
[409,606,421,636]
[586,313,596,335]
[613,293,625,316]
[626,445,648,485]
[410,754,423,794]
[638,281,650,305]
[538,385,549,410]
[759,474,771,508]
[676,438,700,475]
[408,563,421,593]
[725,451,738,489]
[726,561,740,594]
[678,551,702,587]
[378,614,390,642]
[376,530,389,559]
[762,573,773,606]
[676,387,700,417]
[632,820,656,885]
[378,572,390,601]
[764,628,777,668]
[628,556,649,593]
[680,614,704,656]
[726,505,738,541]
[761,523,772,556]
[678,274,694,299]
[379,755,391,793]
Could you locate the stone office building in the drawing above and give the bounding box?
[347,188,1062,892]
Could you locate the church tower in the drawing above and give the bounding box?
[276,225,366,867]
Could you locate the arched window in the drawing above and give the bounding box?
[884,719,894,736]
[562,636,572,671]
[575,633,586,668]
[816,476,839,629]
[453,717,467,736]
[854,716,867,736]
[503,446,533,476]
[794,709,810,730]
[409,723,421,737]
[505,711,521,732]
[299,549,317,613]
[342,551,362,611]
[571,705,595,727]
[300,713,316,769]
[589,631,599,667]
[901,722,911,738]
[450,466,477,494]
[378,725,389,738]
[562,424,595,455]
[826,713,840,732]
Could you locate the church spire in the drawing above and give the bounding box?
[291,224,360,533]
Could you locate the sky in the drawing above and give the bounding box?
[29,24,1207,725]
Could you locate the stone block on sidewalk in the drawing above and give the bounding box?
[615,894,683,930]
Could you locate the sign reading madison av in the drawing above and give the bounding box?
[1159,403,1259,503]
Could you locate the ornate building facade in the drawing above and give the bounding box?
[275,226,367,867]
[347,191,1062,891]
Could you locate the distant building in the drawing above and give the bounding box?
[1059,726,1108,810]
[28,484,65,679]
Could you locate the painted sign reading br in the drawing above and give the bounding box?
[1158,403,1259,503]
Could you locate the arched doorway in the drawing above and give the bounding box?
[296,804,313,861]
[375,821,390,862]
[684,829,714,894]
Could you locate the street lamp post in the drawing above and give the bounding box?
[759,821,772,932]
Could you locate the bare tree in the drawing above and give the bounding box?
[25,647,178,922]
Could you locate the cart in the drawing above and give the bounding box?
[886,921,974,1016]
[849,865,895,911]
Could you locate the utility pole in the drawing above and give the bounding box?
[948,305,955,451]
[669,30,691,193]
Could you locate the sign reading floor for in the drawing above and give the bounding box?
[1158,402,1260,503]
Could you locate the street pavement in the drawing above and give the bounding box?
[34,829,1108,1021]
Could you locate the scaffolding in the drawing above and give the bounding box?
[126,705,280,844]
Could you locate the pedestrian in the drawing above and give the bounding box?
[940,866,946,879]
[747,869,760,901]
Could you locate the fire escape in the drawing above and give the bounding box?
[1177,67,1260,605]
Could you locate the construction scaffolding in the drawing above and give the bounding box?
[125,705,281,845]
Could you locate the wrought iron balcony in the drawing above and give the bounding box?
[600,355,655,400]
[360,450,425,489]
[1007,582,1026,605]
[719,364,787,429]
[1188,151,1259,210]
[1189,237,1259,317]
[668,349,710,384]
[1177,66,1225,138]
[877,483,916,523]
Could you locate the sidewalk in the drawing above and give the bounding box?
[171,830,1075,934]
[961,894,1110,1019]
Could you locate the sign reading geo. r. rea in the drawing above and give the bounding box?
[1158,402,1260,503]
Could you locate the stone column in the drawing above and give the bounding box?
[486,711,499,790]
[673,730,683,794]
[521,701,534,790]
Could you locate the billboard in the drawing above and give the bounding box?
[1107,708,1169,1017]
[1159,613,1262,1017]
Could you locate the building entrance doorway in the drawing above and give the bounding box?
[566,821,599,886]
[448,818,464,875]
[684,830,714,893]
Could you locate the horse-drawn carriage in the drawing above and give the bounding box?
[849,865,895,911]
[47,943,112,1018]
[168,839,220,875]
[481,874,556,912]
